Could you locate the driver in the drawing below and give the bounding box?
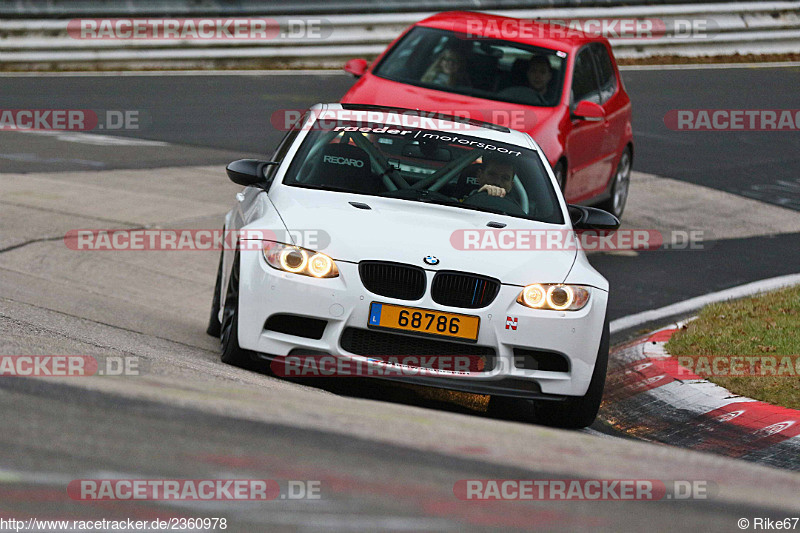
[499,55,556,106]
[472,154,516,198]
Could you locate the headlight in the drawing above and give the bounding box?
[263,242,339,278]
[517,284,590,311]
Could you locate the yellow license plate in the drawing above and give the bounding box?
[367,302,480,342]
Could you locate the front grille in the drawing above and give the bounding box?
[358,261,426,300]
[431,271,500,309]
[340,327,496,371]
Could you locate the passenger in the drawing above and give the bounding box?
[421,43,471,88]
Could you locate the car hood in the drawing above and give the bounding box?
[266,187,576,286]
[342,75,556,136]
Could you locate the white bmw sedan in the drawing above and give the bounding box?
[208,103,619,428]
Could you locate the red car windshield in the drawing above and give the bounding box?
[373,26,567,108]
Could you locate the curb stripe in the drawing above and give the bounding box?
[602,324,800,467]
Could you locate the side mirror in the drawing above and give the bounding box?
[568,205,620,231]
[572,100,605,122]
[344,58,368,78]
[226,159,278,188]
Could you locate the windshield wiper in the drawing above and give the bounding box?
[382,189,513,216]
[423,199,513,217]
[290,186,516,218]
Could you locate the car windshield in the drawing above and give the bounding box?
[372,26,567,108]
[281,118,564,224]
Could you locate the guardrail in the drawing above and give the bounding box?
[0,0,770,17]
[1,2,798,70]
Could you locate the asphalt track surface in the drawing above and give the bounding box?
[3,66,800,196]
[3,67,800,322]
[2,67,800,531]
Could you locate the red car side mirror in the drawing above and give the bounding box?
[573,100,605,122]
[344,58,369,78]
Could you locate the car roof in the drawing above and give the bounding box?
[309,103,538,151]
[416,10,603,52]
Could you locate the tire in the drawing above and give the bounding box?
[534,319,610,429]
[597,147,631,219]
[219,250,257,369]
[487,319,609,428]
[205,247,224,337]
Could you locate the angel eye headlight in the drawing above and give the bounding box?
[520,284,547,308]
[280,248,307,273]
[517,284,590,311]
[308,253,334,277]
[263,242,339,278]
[547,285,573,310]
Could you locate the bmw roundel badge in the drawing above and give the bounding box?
[423,256,440,265]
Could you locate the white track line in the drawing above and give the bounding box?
[619,61,800,71]
[18,130,170,146]
[610,273,800,334]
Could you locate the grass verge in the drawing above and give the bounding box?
[665,285,800,410]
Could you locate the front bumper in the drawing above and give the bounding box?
[236,248,608,398]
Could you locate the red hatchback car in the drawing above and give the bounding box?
[341,11,633,218]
